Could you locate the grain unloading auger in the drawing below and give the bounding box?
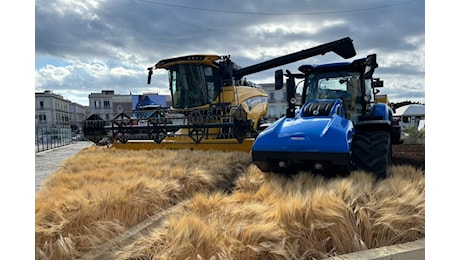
[83,37,357,152]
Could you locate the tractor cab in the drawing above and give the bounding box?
[276,54,380,125]
[299,66,371,124]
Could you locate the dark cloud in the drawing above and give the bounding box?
[35,0,425,105]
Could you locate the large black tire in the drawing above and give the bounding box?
[351,130,391,179]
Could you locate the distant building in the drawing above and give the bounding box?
[259,83,286,121]
[88,90,170,121]
[35,90,71,128]
[394,104,425,129]
[35,90,88,139]
[259,83,303,121]
[88,90,117,121]
[69,102,88,131]
[112,94,133,117]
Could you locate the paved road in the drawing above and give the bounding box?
[35,141,94,193]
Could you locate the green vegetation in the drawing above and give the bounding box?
[391,100,424,110]
[402,126,425,145]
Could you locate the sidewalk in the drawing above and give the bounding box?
[35,141,94,192]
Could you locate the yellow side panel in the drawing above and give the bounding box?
[236,86,268,101]
[375,94,388,104]
[219,86,235,104]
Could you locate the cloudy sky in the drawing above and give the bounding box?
[34,0,426,106]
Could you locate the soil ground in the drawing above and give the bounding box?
[392,143,425,170]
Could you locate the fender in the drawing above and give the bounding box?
[372,103,393,121]
[355,103,393,131]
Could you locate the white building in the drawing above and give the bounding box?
[36,90,89,134]
[259,83,287,121]
[394,104,425,129]
[35,90,71,128]
[88,90,117,121]
[259,83,304,121]
[69,102,89,131]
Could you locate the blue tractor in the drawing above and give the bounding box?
[251,54,401,179]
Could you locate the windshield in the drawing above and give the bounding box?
[169,64,221,108]
[303,71,360,102]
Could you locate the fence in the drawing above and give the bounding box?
[35,125,73,153]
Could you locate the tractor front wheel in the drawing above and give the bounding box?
[351,130,391,179]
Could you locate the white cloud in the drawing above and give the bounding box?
[35,65,72,87]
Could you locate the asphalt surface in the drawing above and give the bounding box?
[35,141,94,193]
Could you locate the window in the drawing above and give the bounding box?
[270,92,275,102]
[104,100,111,109]
[39,114,46,123]
[169,64,221,108]
[39,101,44,109]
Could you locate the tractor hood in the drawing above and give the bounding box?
[252,100,354,154]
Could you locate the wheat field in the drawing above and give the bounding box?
[35,146,425,259]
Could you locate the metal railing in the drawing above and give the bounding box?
[35,125,73,153]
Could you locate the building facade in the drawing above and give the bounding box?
[88,90,170,121]
[69,102,89,132]
[35,90,71,128]
[259,83,286,121]
[88,90,117,121]
[259,82,306,122]
[35,90,77,149]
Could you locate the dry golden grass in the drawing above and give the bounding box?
[35,146,424,260]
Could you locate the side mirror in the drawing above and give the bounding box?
[275,69,284,90]
[147,67,153,84]
[373,78,384,88]
[364,54,378,79]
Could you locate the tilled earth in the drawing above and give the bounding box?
[392,143,425,170]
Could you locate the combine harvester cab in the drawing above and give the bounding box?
[252,54,401,178]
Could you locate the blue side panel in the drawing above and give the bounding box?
[372,103,391,120]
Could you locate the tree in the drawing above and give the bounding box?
[390,100,423,110]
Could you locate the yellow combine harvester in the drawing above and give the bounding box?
[83,37,357,152]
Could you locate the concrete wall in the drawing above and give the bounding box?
[324,238,424,260]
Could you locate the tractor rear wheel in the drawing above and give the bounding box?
[351,130,391,179]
